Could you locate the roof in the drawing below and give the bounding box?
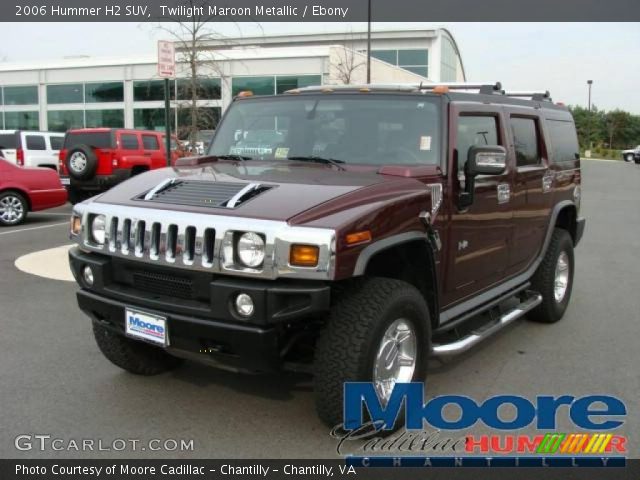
[0,46,333,73]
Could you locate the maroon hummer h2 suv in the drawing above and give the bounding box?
[68,83,585,426]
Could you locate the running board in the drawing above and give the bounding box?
[432,293,542,357]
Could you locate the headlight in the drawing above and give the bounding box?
[237,232,265,268]
[90,215,106,245]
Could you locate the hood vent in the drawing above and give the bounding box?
[138,179,273,209]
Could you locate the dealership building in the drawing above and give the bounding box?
[0,28,465,137]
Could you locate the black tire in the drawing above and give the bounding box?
[0,190,28,226]
[313,277,430,428]
[67,186,90,205]
[528,228,574,323]
[624,154,634,162]
[65,145,98,181]
[92,322,183,375]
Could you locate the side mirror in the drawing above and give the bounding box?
[458,145,507,210]
[466,145,507,176]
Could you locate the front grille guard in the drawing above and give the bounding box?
[71,202,335,281]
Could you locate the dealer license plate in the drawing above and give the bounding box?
[125,308,168,346]
[60,177,70,186]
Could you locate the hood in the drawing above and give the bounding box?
[94,160,440,224]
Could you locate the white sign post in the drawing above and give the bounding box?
[157,40,176,78]
[157,41,175,165]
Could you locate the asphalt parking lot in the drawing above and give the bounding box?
[1,159,639,460]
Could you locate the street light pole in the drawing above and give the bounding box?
[366,0,371,84]
[587,80,593,150]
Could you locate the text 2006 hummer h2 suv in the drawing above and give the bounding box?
[68,82,585,426]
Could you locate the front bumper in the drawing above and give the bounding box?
[69,247,331,372]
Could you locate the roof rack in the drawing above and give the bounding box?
[504,90,552,102]
[417,82,503,95]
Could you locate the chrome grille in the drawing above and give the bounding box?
[74,203,336,280]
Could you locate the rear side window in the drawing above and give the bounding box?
[547,120,579,163]
[50,136,64,150]
[456,115,499,170]
[64,132,112,149]
[142,135,160,150]
[511,117,541,167]
[25,135,46,150]
[120,134,139,150]
[0,134,17,149]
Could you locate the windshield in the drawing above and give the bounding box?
[208,95,441,166]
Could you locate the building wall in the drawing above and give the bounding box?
[0,29,465,135]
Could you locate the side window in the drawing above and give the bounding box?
[50,136,64,150]
[456,115,499,171]
[511,117,541,167]
[25,135,46,151]
[142,135,160,150]
[120,134,139,150]
[547,120,579,163]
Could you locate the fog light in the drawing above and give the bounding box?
[82,265,94,286]
[235,293,254,317]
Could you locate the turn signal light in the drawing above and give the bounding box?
[345,230,372,246]
[432,85,450,94]
[237,90,254,97]
[290,244,319,267]
[70,215,81,236]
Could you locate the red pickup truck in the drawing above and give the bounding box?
[58,128,185,204]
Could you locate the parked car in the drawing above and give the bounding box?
[68,82,585,427]
[0,130,65,170]
[0,158,67,226]
[621,145,640,163]
[58,128,183,204]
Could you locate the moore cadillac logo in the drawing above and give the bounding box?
[334,383,628,467]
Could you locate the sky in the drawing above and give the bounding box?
[1,22,639,113]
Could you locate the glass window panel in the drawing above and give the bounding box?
[402,66,428,78]
[134,108,176,131]
[47,84,83,104]
[25,135,46,150]
[133,80,175,101]
[142,134,160,150]
[276,75,322,94]
[85,109,124,128]
[64,132,113,149]
[177,107,221,138]
[85,82,124,103]
[548,120,579,164]
[456,116,499,170]
[121,134,139,150]
[4,86,38,106]
[177,78,221,100]
[398,49,428,66]
[50,136,64,150]
[231,76,275,96]
[5,111,39,130]
[511,117,541,166]
[47,110,84,132]
[371,50,397,65]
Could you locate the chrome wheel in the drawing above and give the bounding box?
[625,154,634,162]
[69,152,87,173]
[373,318,417,403]
[0,195,25,224]
[554,251,570,303]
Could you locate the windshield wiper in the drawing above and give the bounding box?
[287,155,346,171]
[216,154,254,161]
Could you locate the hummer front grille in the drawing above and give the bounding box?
[73,203,336,280]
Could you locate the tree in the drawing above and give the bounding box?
[332,43,365,85]
[156,1,258,145]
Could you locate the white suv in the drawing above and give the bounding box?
[0,130,64,170]
[622,145,640,163]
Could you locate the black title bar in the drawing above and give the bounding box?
[6,0,640,22]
